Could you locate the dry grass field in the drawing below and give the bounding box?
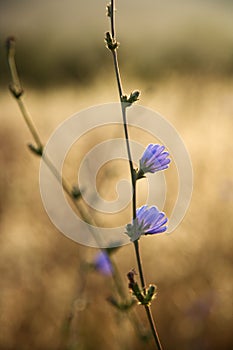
[1,1,233,349]
[0,74,232,349]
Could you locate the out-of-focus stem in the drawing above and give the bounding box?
[7,38,43,151]
[6,36,104,248]
[6,37,141,335]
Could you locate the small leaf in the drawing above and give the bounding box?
[121,90,140,107]
[71,185,82,199]
[9,83,24,99]
[106,3,112,17]
[28,143,43,156]
[105,31,118,50]
[144,284,157,305]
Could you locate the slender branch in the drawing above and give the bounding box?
[134,240,146,294]
[6,38,146,340]
[111,51,123,99]
[107,2,163,349]
[121,107,135,187]
[16,97,43,151]
[7,37,21,90]
[109,2,134,186]
[109,1,123,99]
[145,306,163,350]
[6,31,153,350]
[6,36,106,249]
[41,153,72,198]
[110,0,115,41]
[7,38,43,151]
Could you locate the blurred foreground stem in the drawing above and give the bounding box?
[6,36,106,248]
[6,35,146,344]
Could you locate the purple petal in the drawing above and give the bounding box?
[145,225,168,235]
[139,144,170,174]
[150,145,165,157]
[146,218,168,234]
[126,205,168,240]
[94,252,113,275]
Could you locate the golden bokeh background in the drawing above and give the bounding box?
[0,1,233,349]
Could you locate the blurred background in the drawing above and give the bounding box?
[1,0,233,86]
[0,0,233,349]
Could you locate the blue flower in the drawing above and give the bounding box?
[126,205,168,241]
[94,251,113,275]
[138,144,170,177]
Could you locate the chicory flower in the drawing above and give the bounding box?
[138,144,170,177]
[94,251,113,275]
[126,205,168,241]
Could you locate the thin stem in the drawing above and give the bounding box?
[111,259,127,300]
[109,3,134,183]
[108,1,163,349]
[109,1,123,98]
[7,37,43,151]
[110,53,135,212]
[134,240,146,294]
[111,51,123,99]
[41,153,72,198]
[145,306,163,350]
[110,0,115,40]
[121,106,135,186]
[132,184,136,220]
[6,33,151,348]
[6,37,105,248]
[7,37,21,89]
[8,41,74,206]
[6,36,135,320]
[16,96,43,151]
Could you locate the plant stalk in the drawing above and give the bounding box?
[108,2,163,349]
